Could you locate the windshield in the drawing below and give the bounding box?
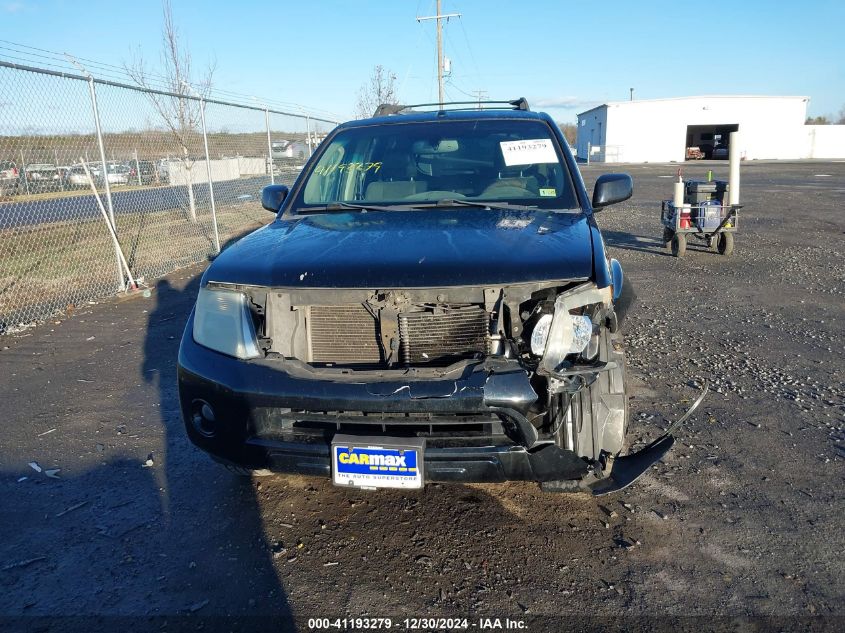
[292,119,578,212]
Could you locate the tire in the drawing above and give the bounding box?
[717,232,734,256]
[671,233,687,257]
[561,328,629,461]
[662,227,674,250]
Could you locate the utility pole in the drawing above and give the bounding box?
[471,89,488,109]
[630,88,634,101]
[417,0,461,107]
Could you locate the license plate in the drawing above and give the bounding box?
[332,435,424,490]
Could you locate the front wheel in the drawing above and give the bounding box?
[558,329,629,460]
[662,227,674,250]
[716,232,734,256]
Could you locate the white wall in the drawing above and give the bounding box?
[166,156,266,185]
[805,125,845,159]
[575,96,840,163]
[576,107,607,159]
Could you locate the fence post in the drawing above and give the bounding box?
[198,97,220,255]
[265,108,274,185]
[305,115,313,157]
[133,148,142,186]
[20,149,30,195]
[87,76,124,292]
[587,142,591,166]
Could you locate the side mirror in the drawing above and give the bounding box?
[592,173,633,210]
[261,184,289,213]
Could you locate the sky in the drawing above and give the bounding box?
[2,0,844,122]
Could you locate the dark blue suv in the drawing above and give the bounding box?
[177,99,682,495]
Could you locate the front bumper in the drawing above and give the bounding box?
[177,314,592,484]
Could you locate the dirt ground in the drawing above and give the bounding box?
[0,161,843,632]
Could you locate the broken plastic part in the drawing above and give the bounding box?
[590,382,709,496]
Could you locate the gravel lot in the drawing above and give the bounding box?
[0,161,843,632]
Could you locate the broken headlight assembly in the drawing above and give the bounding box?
[192,287,261,360]
[530,312,593,357]
[526,284,609,373]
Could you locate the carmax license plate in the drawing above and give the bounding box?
[332,435,424,490]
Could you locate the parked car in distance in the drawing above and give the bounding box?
[0,160,19,195]
[172,98,698,498]
[64,165,96,188]
[104,163,130,186]
[24,163,59,181]
[128,159,159,185]
[271,139,309,160]
[22,163,61,192]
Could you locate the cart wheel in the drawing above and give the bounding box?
[671,233,687,258]
[717,232,734,256]
[662,228,674,250]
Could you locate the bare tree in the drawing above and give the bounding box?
[805,115,830,125]
[837,105,845,125]
[354,65,399,119]
[125,0,214,222]
[557,123,577,146]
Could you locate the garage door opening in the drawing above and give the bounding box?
[686,124,739,160]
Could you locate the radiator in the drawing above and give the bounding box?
[309,305,381,364]
[308,304,490,366]
[399,306,489,365]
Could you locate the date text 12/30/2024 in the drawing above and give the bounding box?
[307,618,528,630]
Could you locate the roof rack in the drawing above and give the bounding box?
[373,98,530,117]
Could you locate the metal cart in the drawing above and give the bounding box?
[660,180,740,257]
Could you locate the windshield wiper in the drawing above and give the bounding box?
[413,198,539,212]
[297,201,412,213]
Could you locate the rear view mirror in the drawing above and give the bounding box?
[592,173,633,210]
[261,184,289,213]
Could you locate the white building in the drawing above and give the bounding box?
[576,96,845,163]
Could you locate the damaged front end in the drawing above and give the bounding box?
[179,275,701,493]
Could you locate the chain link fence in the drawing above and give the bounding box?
[0,60,338,334]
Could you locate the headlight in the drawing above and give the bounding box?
[531,312,593,357]
[530,314,553,355]
[192,287,261,359]
[538,284,608,374]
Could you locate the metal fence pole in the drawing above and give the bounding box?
[305,115,313,157]
[20,149,30,195]
[265,108,274,185]
[133,148,142,186]
[87,76,125,291]
[198,97,220,254]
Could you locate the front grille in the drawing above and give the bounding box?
[309,305,380,364]
[253,409,512,446]
[400,306,489,365]
[307,303,490,367]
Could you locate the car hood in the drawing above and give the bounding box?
[207,208,595,288]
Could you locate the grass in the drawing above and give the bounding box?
[0,200,271,328]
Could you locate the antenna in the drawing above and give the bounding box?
[416,0,461,107]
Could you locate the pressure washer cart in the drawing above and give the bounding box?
[660,179,740,258]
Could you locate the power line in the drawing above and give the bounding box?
[0,39,344,121]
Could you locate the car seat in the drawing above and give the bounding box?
[480,164,540,198]
[364,150,428,201]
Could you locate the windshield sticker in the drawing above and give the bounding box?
[539,188,557,197]
[313,161,382,177]
[500,139,558,166]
